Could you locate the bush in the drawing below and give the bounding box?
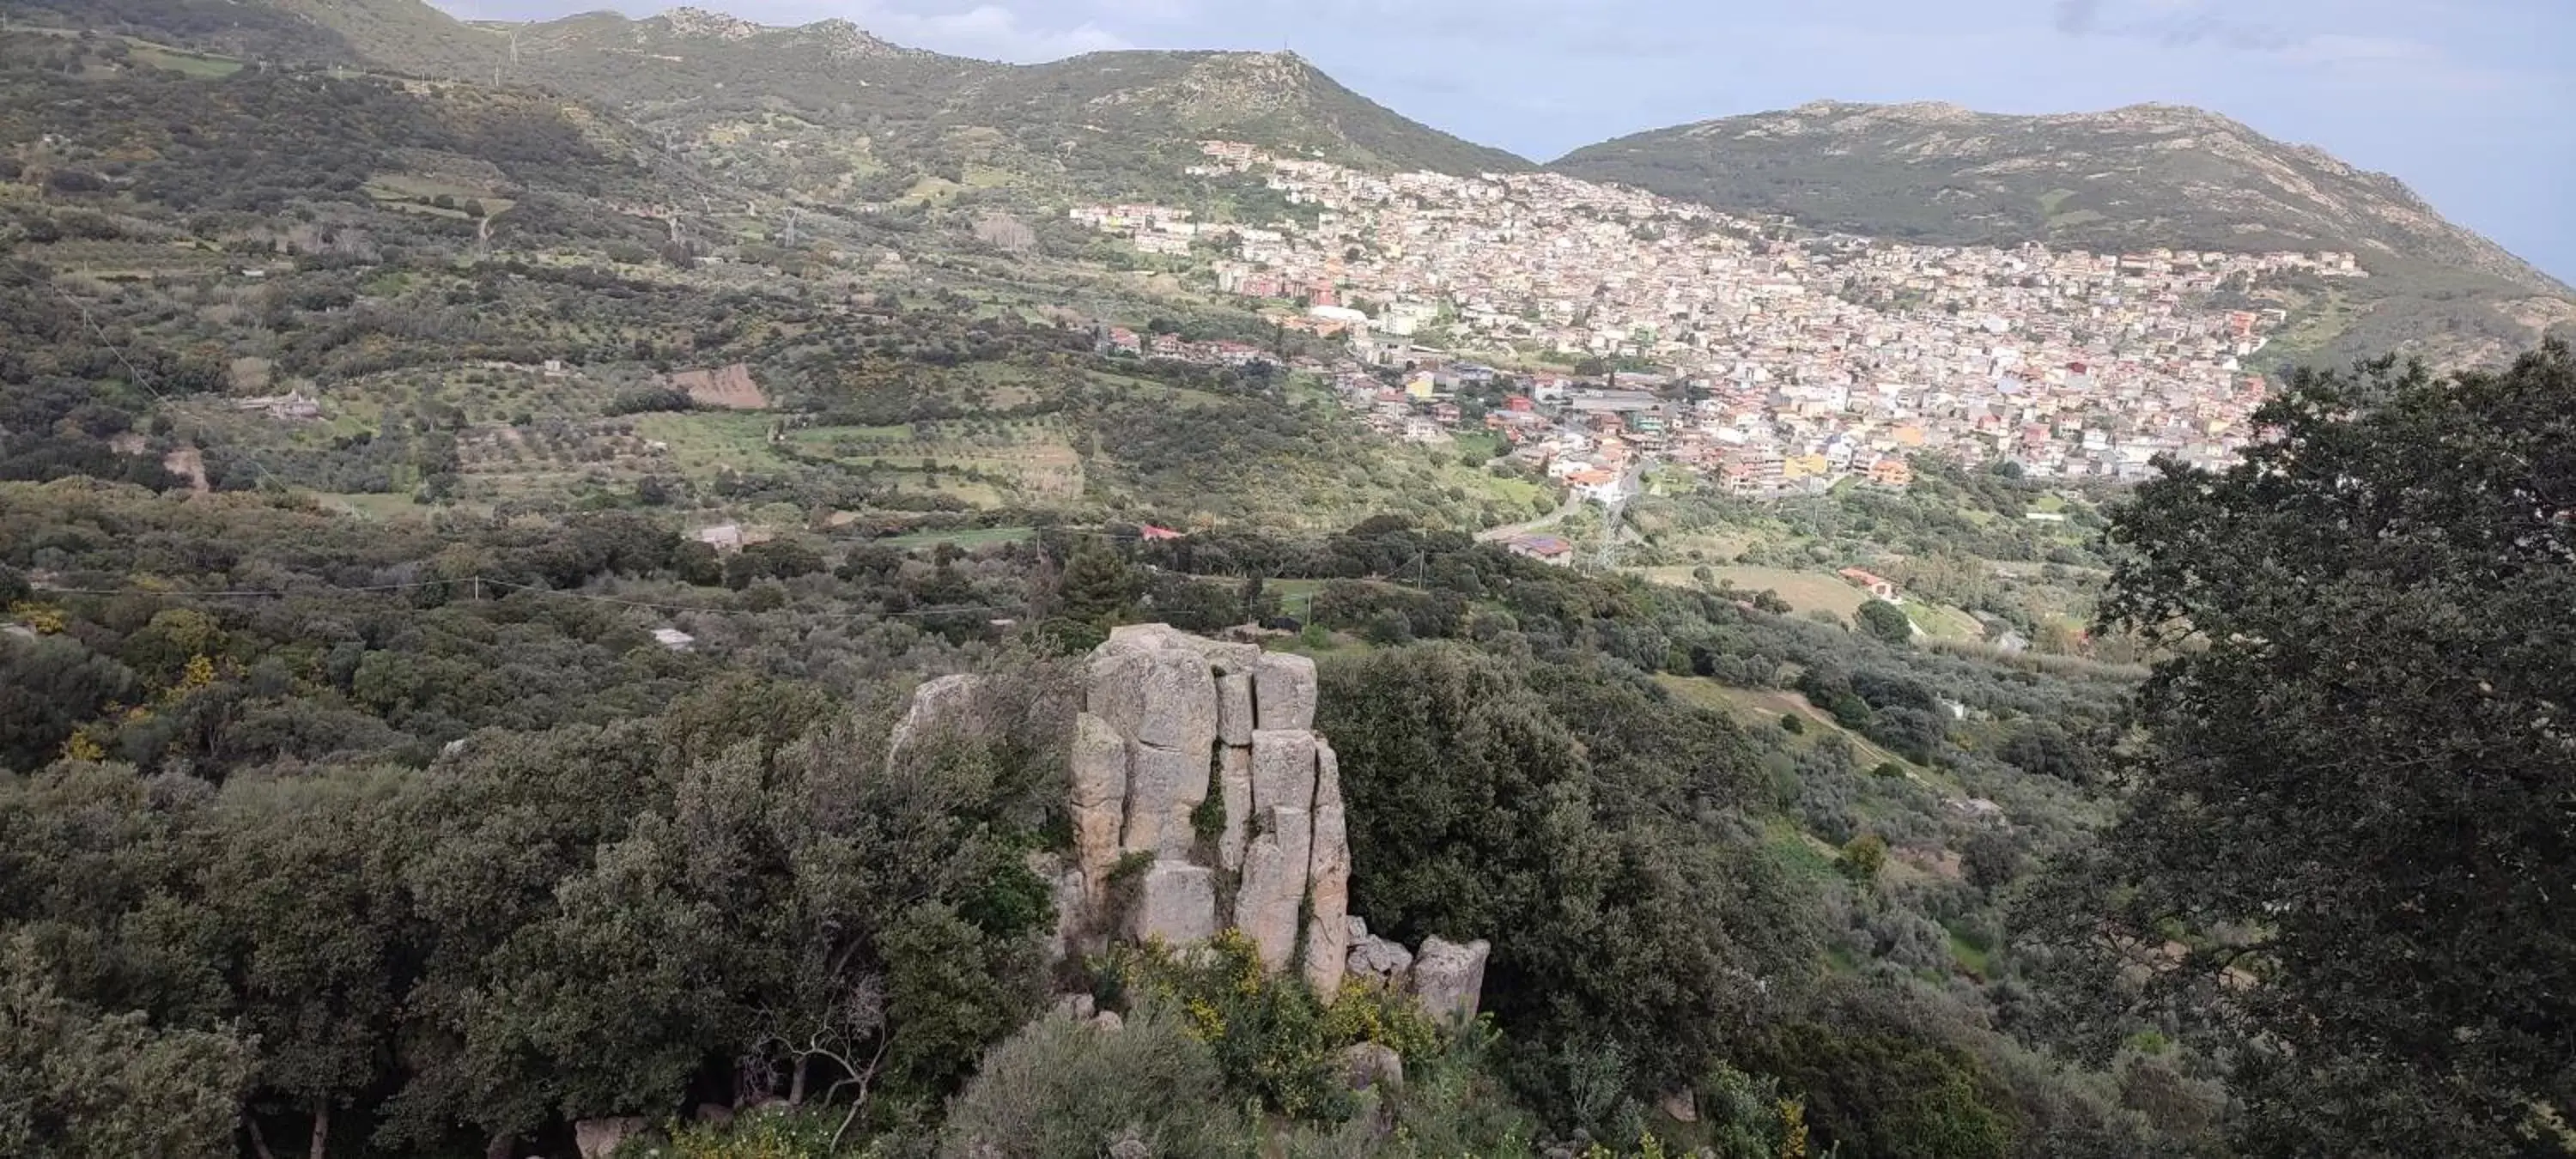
[1838,833,1888,881]
[1749,985,2024,1159]
[1857,599,1913,646]
[603,386,696,416]
[663,1105,848,1158]
[1114,930,1428,1121]
[939,1004,1242,1159]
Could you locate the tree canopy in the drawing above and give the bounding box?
[2058,342,2576,1156]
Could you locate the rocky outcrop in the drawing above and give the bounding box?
[886,673,991,767]
[1069,714,1128,893]
[1092,629,1219,860]
[1252,652,1318,731]
[1217,672,1256,745]
[1055,626,1351,985]
[1343,1042,1404,1092]
[1128,863,1218,945]
[1249,729,1319,816]
[1346,916,1415,989]
[893,625,1484,1021]
[1301,742,1350,996]
[1235,805,1313,970]
[1216,746,1253,871]
[1413,937,1492,1024]
[574,1118,650,1159]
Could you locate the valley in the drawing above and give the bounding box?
[0,3,2567,1158]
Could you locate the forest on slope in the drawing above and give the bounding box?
[6,345,2571,1159]
[2,9,2569,1158]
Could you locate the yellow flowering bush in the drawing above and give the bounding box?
[1113,925,1440,1122]
[7,602,64,634]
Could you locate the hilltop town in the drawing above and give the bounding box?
[1075,142,2373,498]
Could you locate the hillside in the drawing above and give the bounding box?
[483,12,1530,199]
[21,0,1525,203]
[1554,100,2576,368]
[0,24,1536,533]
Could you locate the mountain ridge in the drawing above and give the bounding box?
[1549,96,2573,367]
[21,0,2565,367]
[1551,97,2564,295]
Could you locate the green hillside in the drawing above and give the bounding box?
[15,0,1525,205]
[1554,100,2576,369]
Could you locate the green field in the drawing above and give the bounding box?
[1709,567,1870,619]
[877,526,1037,549]
[1904,602,1985,641]
[1658,676,1923,774]
[783,416,1085,504]
[1637,564,1984,640]
[629,412,780,476]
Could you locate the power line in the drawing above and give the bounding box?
[27,576,1025,622]
[32,580,448,597]
[10,270,288,490]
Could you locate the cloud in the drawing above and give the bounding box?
[1090,0,1196,19]
[2052,0,2291,52]
[837,3,1128,60]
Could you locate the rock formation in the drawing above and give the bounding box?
[1345,916,1414,988]
[1343,1042,1404,1092]
[885,673,991,767]
[1411,936,1492,1024]
[1300,743,1350,996]
[891,625,1483,1019]
[1062,626,1351,986]
[574,1118,650,1159]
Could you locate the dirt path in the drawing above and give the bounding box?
[1477,488,1582,542]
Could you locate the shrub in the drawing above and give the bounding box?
[603,386,696,416]
[662,1106,846,1158]
[938,1005,1242,1159]
[1838,834,1888,881]
[1749,985,2024,1159]
[1115,930,1433,1122]
[1856,599,1913,646]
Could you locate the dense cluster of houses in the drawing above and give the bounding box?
[1069,141,2366,490]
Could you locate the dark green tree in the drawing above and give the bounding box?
[2063,343,2576,1156]
[1856,598,1913,646]
[1749,984,2022,1159]
[1054,540,1136,625]
[0,635,137,773]
[0,935,252,1159]
[1320,645,1812,1130]
[209,776,412,1159]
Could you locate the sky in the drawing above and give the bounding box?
[433,0,2576,283]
